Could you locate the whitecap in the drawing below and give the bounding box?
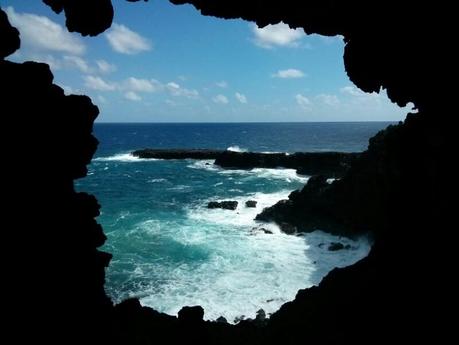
[219,168,309,183]
[187,160,218,171]
[93,153,154,162]
[227,145,247,152]
[148,178,167,183]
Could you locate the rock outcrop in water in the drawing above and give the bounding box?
[208,201,238,210]
[3,1,453,344]
[245,200,257,208]
[134,148,359,177]
[133,148,223,160]
[215,151,359,177]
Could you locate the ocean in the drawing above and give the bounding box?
[76,122,390,322]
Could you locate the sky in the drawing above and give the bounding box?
[1,0,412,122]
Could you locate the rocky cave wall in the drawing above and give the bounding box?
[1,1,453,344]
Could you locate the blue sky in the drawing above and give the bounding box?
[1,0,411,122]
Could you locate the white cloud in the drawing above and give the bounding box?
[272,68,305,79]
[84,75,116,91]
[167,82,180,89]
[61,85,74,95]
[213,94,229,104]
[106,23,151,55]
[340,85,367,97]
[63,55,90,73]
[316,94,340,106]
[235,92,247,104]
[123,77,161,93]
[96,60,117,74]
[6,7,85,55]
[296,94,312,109]
[340,85,384,106]
[252,22,304,48]
[26,54,62,70]
[216,81,228,88]
[97,95,107,104]
[124,91,142,101]
[166,82,199,98]
[165,99,176,106]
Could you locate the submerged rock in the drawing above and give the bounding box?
[250,227,273,235]
[234,315,245,324]
[328,242,345,251]
[255,309,266,322]
[207,201,238,210]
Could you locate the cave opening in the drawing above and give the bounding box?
[2,0,414,319]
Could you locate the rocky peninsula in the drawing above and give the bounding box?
[133,148,360,178]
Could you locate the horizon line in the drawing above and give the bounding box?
[94,120,399,124]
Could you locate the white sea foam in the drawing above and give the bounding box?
[187,160,308,184]
[93,153,154,162]
[187,160,218,171]
[227,145,247,152]
[187,190,291,229]
[219,168,309,183]
[132,190,371,322]
[103,156,369,324]
[148,178,167,183]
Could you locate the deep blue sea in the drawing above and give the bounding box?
[76,122,390,322]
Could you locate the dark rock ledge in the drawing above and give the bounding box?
[133,148,360,178]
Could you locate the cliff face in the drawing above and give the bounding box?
[2,1,453,344]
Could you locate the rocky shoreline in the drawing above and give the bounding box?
[133,148,360,178]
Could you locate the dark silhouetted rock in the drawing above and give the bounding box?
[279,222,297,234]
[133,148,224,160]
[216,316,228,323]
[43,0,114,36]
[134,148,359,177]
[215,151,359,178]
[255,309,266,322]
[250,227,273,235]
[0,8,20,59]
[256,175,353,237]
[178,306,204,324]
[245,200,257,207]
[208,201,238,210]
[234,315,245,324]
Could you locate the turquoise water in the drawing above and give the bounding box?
[76,123,387,322]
